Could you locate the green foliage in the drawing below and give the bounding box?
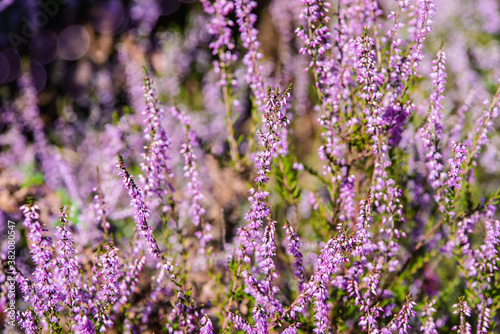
[275,154,301,205]
[21,163,44,188]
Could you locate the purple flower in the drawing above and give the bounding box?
[406,0,436,74]
[200,0,242,165]
[17,74,81,203]
[466,91,500,160]
[118,47,146,117]
[288,232,356,330]
[385,294,417,334]
[419,49,447,191]
[201,0,235,55]
[482,217,500,262]
[92,175,110,239]
[140,71,175,201]
[171,292,199,333]
[168,106,211,249]
[117,156,163,258]
[353,193,376,258]
[253,307,269,333]
[234,0,266,106]
[118,244,146,305]
[283,222,305,291]
[356,33,384,104]
[477,298,491,334]
[97,244,121,305]
[55,207,79,306]
[200,314,214,334]
[201,0,238,87]
[228,312,255,333]
[281,325,299,334]
[180,126,206,228]
[312,282,331,334]
[452,298,472,334]
[74,313,95,334]
[238,87,291,256]
[241,270,283,317]
[338,174,356,221]
[359,301,383,333]
[296,0,341,168]
[446,141,468,191]
[20,203,60,315]
[420,299,438,334]
[258,221,278,279]
[18,309,40,334]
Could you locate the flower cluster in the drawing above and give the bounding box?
[3,0,500,333]
[140,71,174,201]
[234,0,266,105]
[20,204,60,316]
[419,49,447,192]
[55,208,79,306]
[117,155,163,258]
[239,86,291,256]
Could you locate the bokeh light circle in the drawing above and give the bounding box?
[159,0,181,15]
[0,52,10,84]
[90,1,128,35]
[0,48,21,84]
[58,25,91,61]
[30,61,47,93]
[29,30,59,65]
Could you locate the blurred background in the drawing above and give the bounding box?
[0,0,204,120]
[1,0,500,332]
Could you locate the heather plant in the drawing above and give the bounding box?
[1,0,500,333]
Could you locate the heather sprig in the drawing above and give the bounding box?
[384,294,417,334]
[228,311,256,333]
[117,155,163,258]
[140,69,175,202]
[17,309,40,334]
[445,141,468,193]
[17,74,81,205]
[97,244,121,305]
[201,0,238,88]
[296,0,340,166]
[419,299,438,334]
[169,106,211,249]
[55,207,79,307]
[476,297,491,334]
[283,222,306,292]
[117,155,203,331]
[234,0,266,107]
[419,48,447,194]
[201,0,242,169]
[406,0,437,75]
[452,297,472,334]
[20,203,61,319]
[286,230,357,331]
[200,314,214,334]
[180,123,206,229]
[223,87,293,330]
[118,242,146,306]
[238,86,291,257]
